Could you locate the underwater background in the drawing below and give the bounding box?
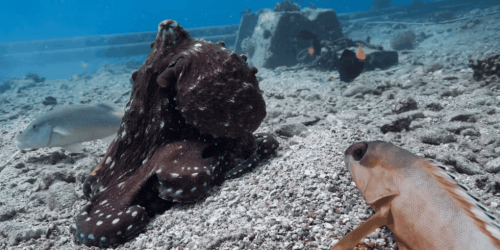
[1,0,500,249]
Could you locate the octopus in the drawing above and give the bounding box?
[69,20,279,248]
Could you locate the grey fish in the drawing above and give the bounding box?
[15,103,123,153]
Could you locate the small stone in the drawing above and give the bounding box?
[0,207,16,222]
[444,111,477,123]
[49,151,67,165]
[275,123,308,137]
[485,157,500,173]
[417,128,456,145]
[42,96,57,106]
[491,202,498,208]
[453,155,484,175]
[342,84,374,97]
[392,97,418,114]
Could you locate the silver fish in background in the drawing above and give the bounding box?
[15,103,124,153]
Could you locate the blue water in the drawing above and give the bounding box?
[0,0,417,43]
[0,0,426,82]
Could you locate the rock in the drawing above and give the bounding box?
[0,207,16,222]
[475,175,500,193]
[439,85,466,97]
[286,112,322,126]
[39,168,76,189]
[440,122,475,134]
[234,8,343,69]
[273,0,300,12]
[275,123,308,137]
[25,73,45,83]
[416,128,456,145]
[13,226,48,242]
[391,31,416,50]
[42,96,57,106]
[49,151,68,165]
[424,102,443,111]
[468,54,500,81]
[361,47,399,71]
[379,111,424,134]
[452,155,484,175]
[305,93,321,101]
[342,84,374,97]
[477,136,497,146]
[444,111,477,122]
[46,182,77,211]
[392,97,418,114]
[379,117,410,134]
[3,77,39,94]
[461,128,481,136]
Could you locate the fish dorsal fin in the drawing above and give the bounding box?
[357,44,366,61]
[63,143,85,153]
[350,155,400,205]
[420,159,500,246]
[53,126,71,136]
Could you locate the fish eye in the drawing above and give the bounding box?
[352,143,368,161]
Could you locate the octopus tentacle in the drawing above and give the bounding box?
[152,140,222,202]
[224,133,279,179]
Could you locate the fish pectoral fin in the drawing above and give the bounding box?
[363,168,400,205]
[99,134,116,144]
[330,202,391,250]
[351,161,400,205]
[53,126,71,136]
[62,143,85,153]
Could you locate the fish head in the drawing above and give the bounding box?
[344,141,401,206]
[15,122,52,150]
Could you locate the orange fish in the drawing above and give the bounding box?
[329,77,337,81]
[356,44,366,61]
[331,141,500,250]
[308,47,314,56]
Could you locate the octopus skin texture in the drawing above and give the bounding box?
[69,19,279,248]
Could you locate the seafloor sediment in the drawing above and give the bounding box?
[1,4,500,250]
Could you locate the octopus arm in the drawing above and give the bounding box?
[153,140,222,202]
[225,133,279,179]
[71,183,151,247]
[157,57,186,88]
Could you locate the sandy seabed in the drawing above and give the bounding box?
[1,4,500,250]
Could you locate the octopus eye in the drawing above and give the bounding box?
[352,143,367,161]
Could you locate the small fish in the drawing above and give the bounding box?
[81,62,88,68]
[15,103,123,153]
[339,44,366,82]
[298,30,321,56]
